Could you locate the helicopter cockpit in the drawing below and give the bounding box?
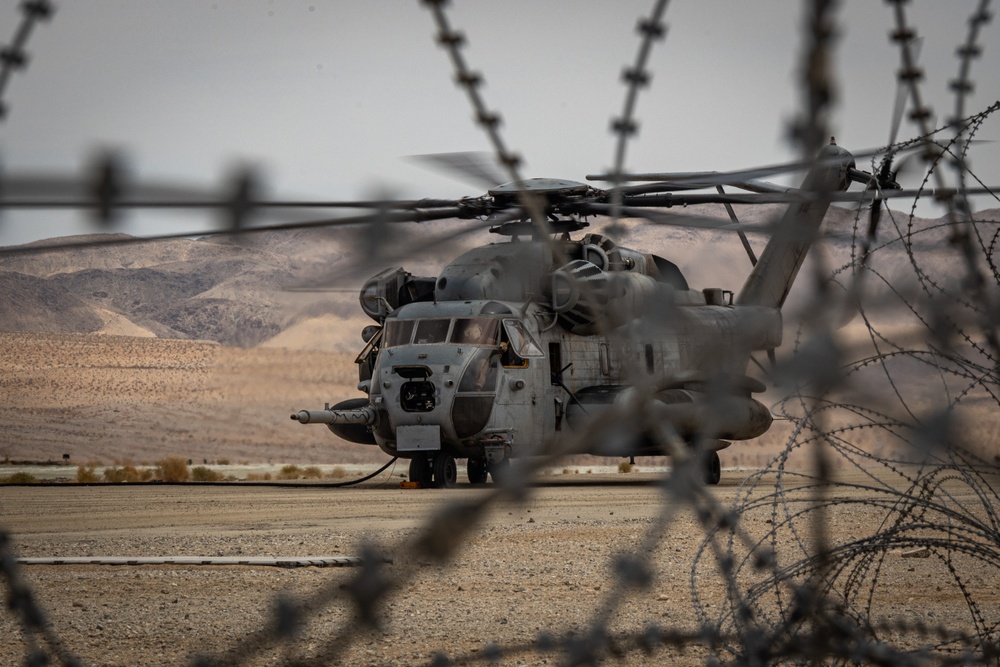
[383,315,542,358]
[363,301,546,458]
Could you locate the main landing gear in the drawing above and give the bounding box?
[466,457,488,485]
[408,452,457,488]
[408,453,505,487]
[702,451,721,486]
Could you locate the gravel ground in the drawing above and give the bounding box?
[1,470,997,666]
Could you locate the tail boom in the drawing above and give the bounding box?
[736,141,855,309]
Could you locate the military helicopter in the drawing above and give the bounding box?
[288,139,931,487]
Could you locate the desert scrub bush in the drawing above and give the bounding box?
[76,464,99,483]
[247,472,273,481]
[617,461,634,473]
[191,466,223,482]
[157,456,190,482]
[277,464,301,480]
[302,466,323,479]
[328,466,347,479]
[103,465,153,483]
[216,458,230,465]
[0,472,38,484]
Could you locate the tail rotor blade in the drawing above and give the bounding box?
[887,37,922,150]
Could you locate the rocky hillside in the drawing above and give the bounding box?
[0,231,356,347]
[0,271,104,334]
[1,206,995,348]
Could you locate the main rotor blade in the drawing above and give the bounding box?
[587,144,921,188]
[405,151,509,190]
[0,182,465,213]
[2,172,468,212]
[286,211,512,292]
[619,185,999,207]
[566,202,747,231]
[0,206,473,256]
[618,178,794,196]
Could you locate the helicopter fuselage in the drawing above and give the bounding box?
[363,295,779,465]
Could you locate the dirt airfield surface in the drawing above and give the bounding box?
[2,469,997,667]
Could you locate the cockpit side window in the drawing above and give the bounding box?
[383,319,414,348]
[451,318,500,346]
[502,319,544,357]
[413,318,451,345]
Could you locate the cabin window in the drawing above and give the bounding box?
[383,319,414,347]
[645,344,654,374]
[413,319,451,345]
[451,318,500,346]
[549,343,563,385]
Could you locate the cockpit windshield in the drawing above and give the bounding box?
[451,318,500,346]
[413,319,451,345]
[383,317,501,348]
[383,319,415,347]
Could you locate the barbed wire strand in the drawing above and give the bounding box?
[1,0,999,665]
[0,0,54,121]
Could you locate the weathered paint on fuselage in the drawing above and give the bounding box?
[367,294,780,462]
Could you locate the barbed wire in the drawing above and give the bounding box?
[606,0,669,224]
[0,0,53,121]
[687,1,1000,664]
[1,1,999,666]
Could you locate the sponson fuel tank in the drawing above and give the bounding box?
[565,385,772,445]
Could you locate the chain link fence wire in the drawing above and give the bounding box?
[1,0,1000,665]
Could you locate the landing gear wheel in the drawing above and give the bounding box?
[703,451,721,486]
[488,458,510,485]
[408,455,432,487]
[467,457,488,485]
[432,453,457,488]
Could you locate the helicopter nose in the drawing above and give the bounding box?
[380,347,501,444]
[398,376,436,412]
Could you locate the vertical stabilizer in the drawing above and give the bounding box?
[736,141,855,309]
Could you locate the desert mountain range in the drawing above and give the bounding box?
[6,203,989,350]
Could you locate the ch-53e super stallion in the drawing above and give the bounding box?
[290,139,932,488]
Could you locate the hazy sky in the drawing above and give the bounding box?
[1,1,998,246]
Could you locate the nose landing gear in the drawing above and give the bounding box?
[407,452,457,488]
[408,455,432,487]
[702,451,721,485]
[432,453,457,488]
